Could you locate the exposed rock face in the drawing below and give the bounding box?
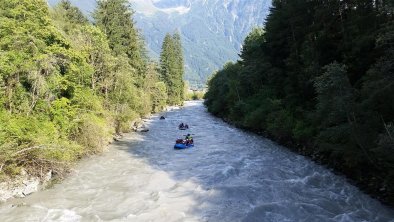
[47,0,272,86]
[133,0,272,85]
[0,170,52,203]
[131,118,150,133]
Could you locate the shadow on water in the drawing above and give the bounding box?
[120,101,394,222]
[0,101,393,222]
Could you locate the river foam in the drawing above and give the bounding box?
[0,101,393,222]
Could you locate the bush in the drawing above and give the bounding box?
[266,109,295,139]
[3,164,22,178]
[185,90,205,101]
[0,0,170,181]
[243,106,267,130]
[229,100,247,123]
[292,120,315,141]
[71,113,112,154]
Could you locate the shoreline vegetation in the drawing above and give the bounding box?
[216,116,393,207]
[185,90,205,101]
[0,0,185,202]
[204,1,394,206]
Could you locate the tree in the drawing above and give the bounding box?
[173,32,185,101]
[58,0,88,24]
[0,0,169,181]
[204,0,394,205]
[160,33,185,105]
[94,0,144,76]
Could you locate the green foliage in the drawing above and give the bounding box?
[58,0,88,25]
[71,113,111,153]
[314,62,354,127]
[205,0,394,204]
[94,0,145,76]
[50,98,77,135]
[154,82,168,109]
[185,91,205,101]
[0,0,170,180]
[204,62,241,116]
[292,120,315,141]
[160,33,185,105]
[3,164,22,177]
[266,109,295,139]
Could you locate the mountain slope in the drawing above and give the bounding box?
[133,0,271,86]
[48,0,272,87]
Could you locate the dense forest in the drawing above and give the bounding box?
[205,0,394,205]
[0,0,184,180]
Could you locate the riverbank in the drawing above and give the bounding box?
[0,105,182,204]
[0,134,114,203]
[218,116,394,208]
[1,101,393,221]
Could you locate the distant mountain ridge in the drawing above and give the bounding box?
[47,0,272,87]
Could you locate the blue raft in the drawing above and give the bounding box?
[174,143,194,149]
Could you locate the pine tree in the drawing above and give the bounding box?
[58,0,88,24]
[173,32,185,101]
[160,33,185,105]
[205,0,394,205]
[160,34,175,104]
[0,0,171,182]
[94,0,144,75]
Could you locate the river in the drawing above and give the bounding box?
[0,101,393,222]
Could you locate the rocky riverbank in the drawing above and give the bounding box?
[0,170,52,203]
[0,105,181,204]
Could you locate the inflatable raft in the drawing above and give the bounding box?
[174,139,194,149]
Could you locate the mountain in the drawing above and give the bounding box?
[47,0,272,87]
[48,0,96,16]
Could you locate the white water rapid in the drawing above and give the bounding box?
[1,101,393,222]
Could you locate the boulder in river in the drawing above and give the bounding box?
[136,127,149,133]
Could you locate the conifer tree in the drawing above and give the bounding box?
[173,32,185,101]
[94,0,144,74]
[0,0,169,181]
[160,33,185,105]
[205,0,394,205]
[59,0,88,24]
